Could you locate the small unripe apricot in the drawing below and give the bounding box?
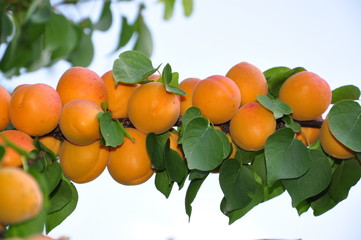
[230,102,276,151]
[192,75,241,124]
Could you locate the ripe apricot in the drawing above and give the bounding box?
[169,131,184,159]
[39,136,62,156]
[192,75,241,124]
[178,77,201,115]
[279,71,332,121]
[0,167,43,224]
[59,99,102,145]
[0,130,35,167]
[59,140,109,183]
[0,86,11,130]
[128,82,180,134]
[9,84,62,136]
[320,118,354,159]
[295,116,322,146]
[226,62,268,106]
[230,102,276,151]
[101,70,139,119]
[107,128,154,185]
[56,66,108,106]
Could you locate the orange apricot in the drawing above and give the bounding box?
[295,116,322,146]
[178,77,201,115]
[320,118,354,159]
[101,70,139,119]
[226,62,268,106]
[59,99,102,145]
[56,66,108,106]
[0,86,11,130]
[230,102,276,151]
[9,84,62,136]
[59,140,109,183]
[0,167,43,224]
[128,82,180,134]
[0,130,35,167]
[107,128,154,185]
[192,75,241,124]
[39,136,62,156]
[279,71,332,121]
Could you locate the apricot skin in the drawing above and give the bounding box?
[178,77,201,115]
[279,71,332,121]
[230,102,276,151]
[128,82,180,134]
[101,70,139,119]
[59,140,109,183]
[0,86,11,130]
[59,99,102,146]
[107,128,154,185]
[320,118,354,159]
[192,75,241,124]
[226,62,268,106]
[56,66,108,106]
[9,84,62,136]
[0,167,43,224]
[0,130,35,167]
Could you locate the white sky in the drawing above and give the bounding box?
[1,0,361,240]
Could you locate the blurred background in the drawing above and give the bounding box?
[1,0,361,239]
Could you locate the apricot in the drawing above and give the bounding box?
[9,84,62,136]
[128,82,180,134]
[0,86,11,130]
[0,167,43,224]
[107,128,154,185]
[279,71,332,121]
[192,75,241,124]
[56,66,108,106]
[59,140,109,183]
[0,130,35,167]
[178,77,201,115]
[295,116,322,146]
[226,62,268,106]
[59,99,102,145]
[320,118,354,159]
[39,136,62,156]
[169,131,184,159]
[101,70,139,119]
[230,102,276,151]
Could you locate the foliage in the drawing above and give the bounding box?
[0,0,193,78]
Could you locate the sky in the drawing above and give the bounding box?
[1,0,361,240]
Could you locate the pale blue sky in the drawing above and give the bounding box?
[1,1,361,240]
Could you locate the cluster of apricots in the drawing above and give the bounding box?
[0,61,356,229]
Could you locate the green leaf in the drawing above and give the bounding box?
[257,94,292,119]
[182,117,224,171]
[310,191,337,216]
[181,107,202,129]
[5,209,46,238]
[155,170,174,198]
[25,0,51,24]
[67,26,94,67]
[266,67,306,97]
[263,66,290,80]
[133,11,153,57]
[185,175,207,220]
[328,158,361,202]
[282,115,302,132]
[160,0,176,20]
[146,132,170,170]
[296,200,311,216]
[219,158,262,212]
[99,112,125,148]
[43,162,63,195]
[0,12,15,44]
[94,1,112,31]
[165,140,188,188]
[328,100,361,152]
[282,150,332,207]
[44,12,71,51]
[113,50,159,84]
[331,85,360,104]
[182,0,194,16]
[115,16,134,51]
[50,23,78,62]
[46,179,78,234]
[0,145,5,163]
[265,128,310,186]
[214,129,231,160]
[188,169,209,180]
[162,64,186,95]
[47,179,72,214]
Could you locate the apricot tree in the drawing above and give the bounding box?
[0,50,360,239]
